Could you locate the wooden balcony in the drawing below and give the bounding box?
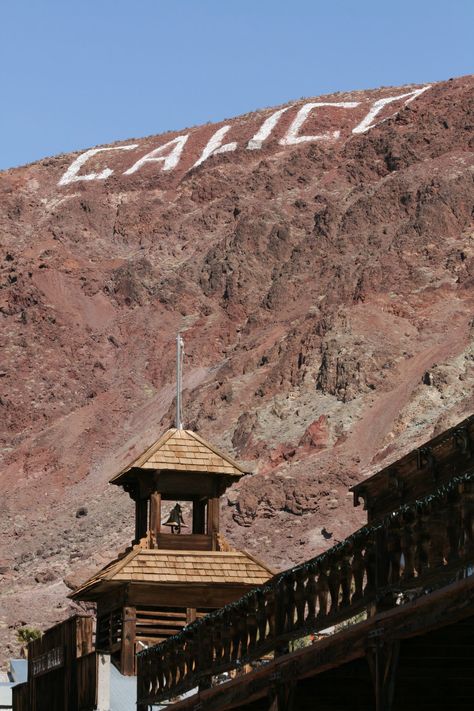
[137,471,474,706]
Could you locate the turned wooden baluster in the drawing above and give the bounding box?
[176,640,186,685]
[246,591,259,654]
[265,588,276,645]
[414,503,431,576]
[284,573,297,632]
[316,563,330,618]
[210,618,222,665]
[220,608,233,665]
[340,545,352,608]
[141,654,153,698]
[197,618,212,679]
[238,600,250,659]
[294,567,307,627]
[351,540,366,602]
[400,509,416,581]
[461,480,474,561]
[229,607,242,662]
[181,635,192,680]
[386,516,402,585]
[170,645,180,689]
[256,588,269,645]
[186,632,199,674]
[446,485,462,563]
[162,646,173,693]
[428,495,448,569]
[157,648,166,693]
[375,526,390,591]
[363,533,377,595]
[305,564,318,624]
[328,553,342,614]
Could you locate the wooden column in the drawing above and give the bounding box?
[134,497,148,544]
[121,606,137,676]
[149,492,161,548]
[208,497,220,533]
[367,637,400,711]
[192,498,207,534]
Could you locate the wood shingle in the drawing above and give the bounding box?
[110,428,248,484]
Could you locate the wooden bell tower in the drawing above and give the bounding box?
[71,425,273,675]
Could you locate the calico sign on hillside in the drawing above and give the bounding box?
[58,85,430,187]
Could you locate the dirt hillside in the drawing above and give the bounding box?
[0,75,473,663]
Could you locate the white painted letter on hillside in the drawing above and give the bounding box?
[247,107,290,150]
[352,86,431,134]
[280,102,360,145]
[124,135,189,175]
[193,126,237,168]
[58,145,138,186]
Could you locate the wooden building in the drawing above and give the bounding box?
[11,616,102,711]
[70,427,273,675]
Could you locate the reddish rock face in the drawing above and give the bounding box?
[0,76,473,663]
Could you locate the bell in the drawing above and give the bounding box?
[162,503,187,534]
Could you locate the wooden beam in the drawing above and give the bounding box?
[121,606,136,676]
[130,583,253,609]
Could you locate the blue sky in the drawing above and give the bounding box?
[0,0,472,170]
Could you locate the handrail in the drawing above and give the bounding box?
[138,471,474,705]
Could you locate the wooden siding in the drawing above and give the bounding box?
[13,617,98,711]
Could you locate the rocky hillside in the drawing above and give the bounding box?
[0,75,473,663]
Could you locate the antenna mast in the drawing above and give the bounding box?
[176,334,184,430]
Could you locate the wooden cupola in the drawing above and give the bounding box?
[110,426,248,551]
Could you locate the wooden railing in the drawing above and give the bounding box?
[137,473,474,705]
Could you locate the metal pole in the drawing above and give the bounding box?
[176,334,184,429]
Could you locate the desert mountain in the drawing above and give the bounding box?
[0,75,473,662]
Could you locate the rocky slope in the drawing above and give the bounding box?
[0,75,473,663]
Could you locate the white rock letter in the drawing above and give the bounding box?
[124,135,189,175]
[193,126,237,168]
[352,85,431,134]
[280,102,360,145]
[58,144,138,186]
[247,107,290,150]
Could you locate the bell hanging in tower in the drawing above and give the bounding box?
[162,503,187,534]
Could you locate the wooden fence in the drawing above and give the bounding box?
[137,473,474,705]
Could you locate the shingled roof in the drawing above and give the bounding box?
[111,428,248,485]
[70,546,274,600]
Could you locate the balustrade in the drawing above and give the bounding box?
[138,472,474,706]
